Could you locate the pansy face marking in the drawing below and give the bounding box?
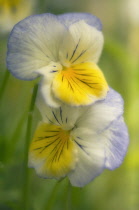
[7,13,109,107]
[52,62,108,106]
[29,122,76,178]
[29,89,129,187]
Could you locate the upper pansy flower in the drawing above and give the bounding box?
[29,88,129,187]
[7,13,109,107]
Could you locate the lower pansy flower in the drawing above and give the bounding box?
[29,88,129,187]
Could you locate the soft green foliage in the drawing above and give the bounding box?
[0,0,139,209]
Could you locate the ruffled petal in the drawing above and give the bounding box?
[103,116,129,170]
[76,88,124,133]
[58,13,102,31]
[68,116,129,187]
[59,21,103,66]
[7,13,66,80]
[68,128,105,187]
[28,122,77,179]
[52,62,108,106]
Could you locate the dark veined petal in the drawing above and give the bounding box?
[29,122,77,179]
[52,62,109,106]
[68,116,129,187]
[36,94,84,129]
[68,128,105,187]
[59,20,103,66]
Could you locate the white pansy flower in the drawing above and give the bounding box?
[0,0,35,34]
[7,13,109,107]
[29,88,129,187]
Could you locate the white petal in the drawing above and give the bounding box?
[68,115,129,187]
[58,13,102,31]
[68,128,105,187]
[35,62,63,83]
[36,62,63,108]
[59,20,103,66]
[37,83,61,108]
[7,14,66,80]
[36,95,84,129]
[76,88,124,133]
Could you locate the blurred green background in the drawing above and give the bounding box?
[0,0,139,209]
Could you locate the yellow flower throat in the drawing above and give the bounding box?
[52,62,109,106]
[29,122,75,178]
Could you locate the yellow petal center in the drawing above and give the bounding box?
[29,122,76,179]
[52,62,109,106]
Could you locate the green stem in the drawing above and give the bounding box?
[66,180,72,210]
[21,84,38,210]
[43,181,61,210]
[0,70,10,99]
[6,111,27,162]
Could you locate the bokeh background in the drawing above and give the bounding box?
[0,0,139,209]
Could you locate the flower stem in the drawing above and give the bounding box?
[66,180,72,210]
[21,84,38,210]
[43,181,61,210]
[0,70,10,99]
[6,111,27,162]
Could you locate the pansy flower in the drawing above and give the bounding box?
[7,13,109,107]
[29,88,129,187]
[0,0,35,34]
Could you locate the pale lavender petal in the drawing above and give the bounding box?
[104,116,129,170]
[58,12,102,31]
[68,116,129,187]
[7,13,65,80]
